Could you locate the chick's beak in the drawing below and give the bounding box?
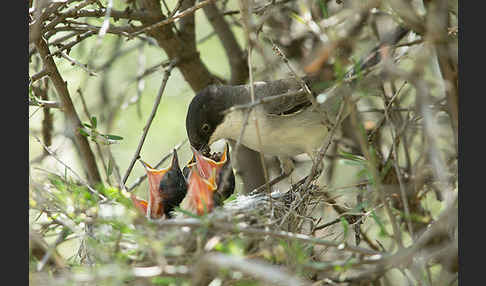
[130,193,148,215]
[138,159,170,218]
[187,167,217,215]
[170,149,180,170]
[190,145,228,179]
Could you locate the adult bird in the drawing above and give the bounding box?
[130,149,187,219]
[185,76,352,185]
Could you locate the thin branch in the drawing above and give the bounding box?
[30,132,106,201]
[368,81,408,143]
[29,99,62,110]
[128,0,218,39]
[194,253,311,286]
[47,30,97,58]
[121,59,178,188]
[43,0,97,32]
[156,218,381,255]
[34,36,102,186]
[48,23,136,39]
[350,100,404,249]
[37,227,70,271]
[381,93,415,239]
[30,68,48,84]
[302,92,349,189]
[61,7,155,22]
[60,52,98,76]
[269,39,318,108]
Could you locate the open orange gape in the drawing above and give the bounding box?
[131,143,235,219]
[130,149,187,219]
[182,143,235,215]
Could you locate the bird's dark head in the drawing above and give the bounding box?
[186,85,230,153]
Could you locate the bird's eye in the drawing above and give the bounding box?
[201,123,210,133]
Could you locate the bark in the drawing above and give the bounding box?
[35,37,102,186]
[137,0,218,92]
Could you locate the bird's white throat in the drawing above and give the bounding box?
[209,106,330,158]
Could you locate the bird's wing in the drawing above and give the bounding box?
[229,76,350,117]
[251,79,312,116]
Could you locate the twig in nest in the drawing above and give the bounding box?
[193,252,311,286]
[155,218,381,255]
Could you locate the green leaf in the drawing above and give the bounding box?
[350,57,363,81]
[151,277,177,285]
[312,81,331,91]
[223,193,237,203]
[104,134,124,140]
[90,116,97,129]
[339,150,365,162]
[82,123,92,129]
[379,159,394,181]
[371,210,388,237]
[290,12,306,24]
[79,128,90,137]
[173,207,199,219]
[29,85,34,99]
[107,156,114,177]
[340,217,349,241]
[317,0,328,18]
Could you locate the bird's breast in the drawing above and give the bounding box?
[211,107,330,157]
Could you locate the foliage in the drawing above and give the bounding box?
[29,0,458,285]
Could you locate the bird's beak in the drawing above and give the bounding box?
[130,193,149,216]
[138,159,170,218]
[190,144,229,179]
[187,166,217,215]
[170,149,180,170]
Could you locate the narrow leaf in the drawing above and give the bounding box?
[290,12,306,24]
[317,0,328,18]
[107,156,114,177]
[79,128,90,137]
[90,116,97,129]
[105,134,124,140]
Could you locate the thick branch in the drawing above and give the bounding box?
[193,253,311,286]
[34,37,102,186]
[203,2,248,84]
[136,0,218,91]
